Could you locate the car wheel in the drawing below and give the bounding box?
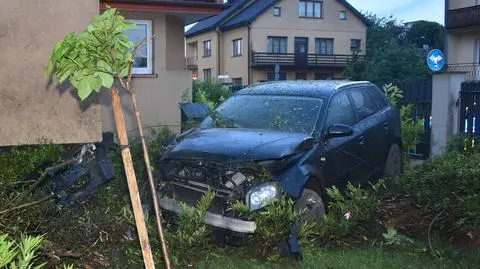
[383,144,402,180]
[294,189,325,230]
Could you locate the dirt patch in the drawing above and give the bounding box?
[378,195,479,250]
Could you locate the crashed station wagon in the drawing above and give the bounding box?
[156,80,402,233]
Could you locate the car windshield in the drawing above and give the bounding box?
[200,95,323,134]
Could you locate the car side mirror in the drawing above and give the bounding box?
[326,124,353,139]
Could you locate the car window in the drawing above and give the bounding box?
[367,86,388,111]
[324,91,356,130]
[349,88,379,121]
[200,95,323,134]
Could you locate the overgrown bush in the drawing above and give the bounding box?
[402,153,480,227]
[192,80,233,110]
[317,181,385,246]
[0,142,63,186]
[383,84,423,154]
[0,234,46,268]
[446,134,479,154]
[123,191,216,266]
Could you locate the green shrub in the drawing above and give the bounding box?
[0,142,63,186]
[192,80,232,110]
[0,234,46,269]
[446,134,479,154]
[123,191,216,266]
[249,196,309,250]
[318,181,385,246]
[383,84,424,154]
[402,153,480,226]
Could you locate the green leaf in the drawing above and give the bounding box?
[52,41,63,60]
[90,75,102,92]
[99,72,114,89]
[76,78,94,101]
[120,66,129,77]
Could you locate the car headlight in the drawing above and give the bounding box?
[246,182,281,211]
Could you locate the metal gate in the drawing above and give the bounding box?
[375,77,432,159]
[460,81,480,147]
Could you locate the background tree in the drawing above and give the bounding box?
[344,13,433,82]
[406,20,445,51]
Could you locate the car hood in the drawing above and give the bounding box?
[163,128,314,162]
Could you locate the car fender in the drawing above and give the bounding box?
[278,162,323,199]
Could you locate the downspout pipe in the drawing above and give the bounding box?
[248,22,252,85]
[216,27,221,78]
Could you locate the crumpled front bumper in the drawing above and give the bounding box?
[158,197,257,234]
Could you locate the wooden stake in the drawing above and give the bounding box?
[111,88,156,269]
[130,91,172,269]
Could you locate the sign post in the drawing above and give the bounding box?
[427,49,445,72]
[274,64,280,81]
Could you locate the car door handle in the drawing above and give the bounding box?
[358,136,365,145]
[383,122,389,130]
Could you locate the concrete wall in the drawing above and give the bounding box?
[0,0,101,146]
[250,0,367,54]
[447,31,480,64]
[431,72,467,155]
[449,0,480,10]
[101,12,191,135]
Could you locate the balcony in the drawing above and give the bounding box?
[447,63,480,80]
[186,57,198,70]
[446,5,480,31]
[251,53,363,69]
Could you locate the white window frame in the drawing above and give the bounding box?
[126,19,153,75]
[339,10,347,20]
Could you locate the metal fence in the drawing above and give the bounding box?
[374,78,432,159]
[460,81,480,141]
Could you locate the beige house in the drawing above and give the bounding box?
[0,0,225,146]
[430,0,480,154]
[185,0,368,85]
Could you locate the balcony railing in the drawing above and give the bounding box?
[186,57,198,70]
[446,5,480,30]
[251,52,363,69]
[447,63,480,80]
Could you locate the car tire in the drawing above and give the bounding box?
[294,189,325,230]
[383,144,402,180]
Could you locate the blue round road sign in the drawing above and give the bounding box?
[427,49,445,72]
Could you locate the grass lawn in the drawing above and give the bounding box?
[197,247,480,269]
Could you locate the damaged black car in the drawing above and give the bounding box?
[155,80,402,234]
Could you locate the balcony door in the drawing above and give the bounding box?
[295,37,309,68]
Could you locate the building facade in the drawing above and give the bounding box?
[0,0,225,146]
[185,0,368,85]
[430,0,480,154]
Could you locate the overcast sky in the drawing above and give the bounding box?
[185,0,445,31]
[347,0,444,24]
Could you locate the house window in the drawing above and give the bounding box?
[125,19,153,74]
[351,39,361,52]
[232,78,243,85]
[315,38,334,55]
[204,40,212,57]
[273,7,282,16]
[203,69,212,81]
[339,11,347,20]
[267,73,287,81]
[315,73,333,80]
[267,37,287,54]
[233,39,243,57]
[296,73,307,80]
[299,0,322,18]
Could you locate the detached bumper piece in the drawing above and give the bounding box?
[158,197,257,233]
